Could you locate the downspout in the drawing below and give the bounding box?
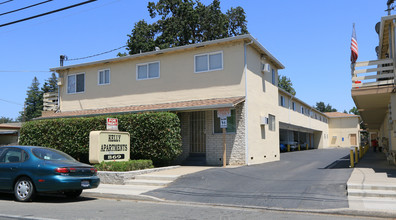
[244,39,253,165]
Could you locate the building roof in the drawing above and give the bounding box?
[0,123,22,129]
[324,112,360,118]
[50,34,285,72]
[39,96,245,119]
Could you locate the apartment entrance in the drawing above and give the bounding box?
[190,111,206,155]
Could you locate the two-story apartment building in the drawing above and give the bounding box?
[42,34,359,166]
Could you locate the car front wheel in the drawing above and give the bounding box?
[14,177,35,202]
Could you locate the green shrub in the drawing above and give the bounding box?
[94,160,154,171]
[19,112,182,166]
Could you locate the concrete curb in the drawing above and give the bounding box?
[97,165,181,184]
[81,191,165,202]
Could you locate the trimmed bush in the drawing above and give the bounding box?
[94,160,153,171]
[19,112,182,166]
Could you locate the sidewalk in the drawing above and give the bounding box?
[82,166,213,201]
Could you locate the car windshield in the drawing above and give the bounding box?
[32,148,76,161]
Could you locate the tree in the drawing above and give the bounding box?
[349,106,359,115]
[20,77,43,121]
[42,72,58,93]
[0,117,14,123]
[123,0,248,55]
[278,75,296,95]
[315,102,337,113]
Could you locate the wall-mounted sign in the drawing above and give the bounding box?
[106,118,119,131]
[89,131,130,164]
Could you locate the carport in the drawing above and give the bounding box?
[279,122,317,151]
[0,123,21,146]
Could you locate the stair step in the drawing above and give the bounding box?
[124,179,171,186]
[135,175,180,181]
[348,189,396,198]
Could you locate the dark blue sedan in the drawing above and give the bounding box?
[0,146,100,202]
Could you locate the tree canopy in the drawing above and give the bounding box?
[20,77,43,121]
[42,72,58,93]
[123,0,248,55]
[278,75,296,96]
[314,102,337,113]
[0,117,15,123]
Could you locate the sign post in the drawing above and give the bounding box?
[217,108,231,167]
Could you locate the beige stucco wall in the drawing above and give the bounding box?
[277,91,329,149]
[58,41,246,112]
[244,46,280,165]
[328,117,360,148]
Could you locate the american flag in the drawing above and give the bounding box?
[351,23,358,63]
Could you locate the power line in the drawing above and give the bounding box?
[0,0,54,17]
[0,70,50,73]
[0,0,97,28]
[0,0,13,5]
[0,98,23,106]
[66,45,127,61]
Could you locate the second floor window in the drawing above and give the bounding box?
[280,96,285,107]
[195,51,223,73]
[137,61,160,80]
[272,69,276,85]
[98,69,110,85]
[67,73,85,94]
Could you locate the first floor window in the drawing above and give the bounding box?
[98,69,110,85]
[137,61,160,80]
[213,109,236,133]
[67,73,85,94]
[269,114,275,131]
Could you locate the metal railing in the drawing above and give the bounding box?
[351,58,395,88]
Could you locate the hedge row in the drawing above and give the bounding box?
[94,160,154,171]
[19,112,182,166]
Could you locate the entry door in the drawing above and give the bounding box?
[190,111,206,154]
[350,134,357,146]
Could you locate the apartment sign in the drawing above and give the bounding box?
[106,118,118,131]
[217,108,231,119]
[89,131,130,164]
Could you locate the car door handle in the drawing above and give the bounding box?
[10,167,17,171]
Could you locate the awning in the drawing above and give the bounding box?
[39,96,245,119]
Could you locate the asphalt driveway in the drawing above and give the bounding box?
[145,148,353,210]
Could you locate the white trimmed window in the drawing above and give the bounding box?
[195,51,223,73]
[280,96,285,107]
[301,106,304,114]
[269,114,276,131]
[292,102,296,111]
[137,61,160,80]
[272,69,276,85]
[98,69,110,85]
[67,73,85,94]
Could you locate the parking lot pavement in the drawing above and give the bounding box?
[145,148,353,210]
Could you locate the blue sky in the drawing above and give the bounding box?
[0,0,388,120]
